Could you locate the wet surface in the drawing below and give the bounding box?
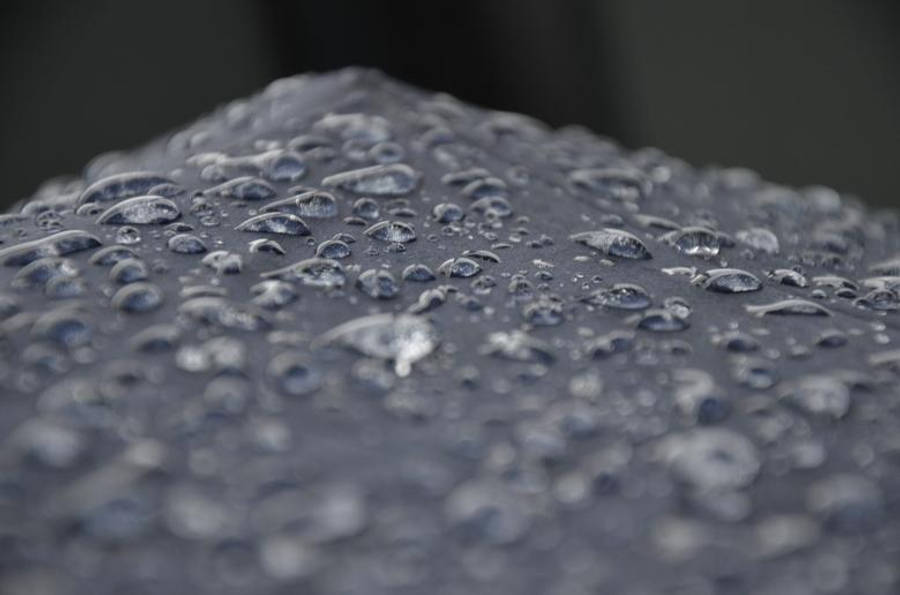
[0,68,899,594]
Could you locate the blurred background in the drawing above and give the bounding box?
[0,0,897,209]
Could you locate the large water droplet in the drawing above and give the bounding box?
[96,196,181,225]
[364,220,417,243]
[77,171,173,206]
[235,213,311,236]
[697,268,762,293]
[262,258,346,289]
[322,164,419,196]
[317,313,438,376]
[0,230,102,267]
[746,299,831,317]
[570,228,652,260]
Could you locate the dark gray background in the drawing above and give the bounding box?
[1,0,897,208]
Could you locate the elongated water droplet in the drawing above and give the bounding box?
[570,228,652,260]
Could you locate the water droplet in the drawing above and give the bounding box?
[206,176,276,201]
[167,233,208,254]
[235,213,310,236]
[315,239,351,259]
[317,313,438,376]
[807,474,883,532]
[746,299,831,317]
[89,245,138,265]
[0,230,102,266]
[767,268,808,288]
[661,227,722,257]
[482,330,555,362]
[568,167,650,201]
[581,283,651,310]
[267,352,322,395]
[780,375,850,419]
[251,280,298,309]
[364,220,417,243]
[356,268,399,299]
[634,309,689,332]
[248,238,285,255]
[402,263,436,282]
[736,227,780,254]
[262,258,346,289]
[698,268,762,293]
[322,163,419,196]
[109,258,149,284]
[77,171,173,206]
[659,428,760,491]
[570,228,652,260]
[96,195,180,225]
[111,282,164,313]
[438,257,481,278]
[202,250,243,275]
[352,197,379,220]
[521,295,564,326]
[445,478,531,545]
[433,202,466,223]
[178,297,270,331]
